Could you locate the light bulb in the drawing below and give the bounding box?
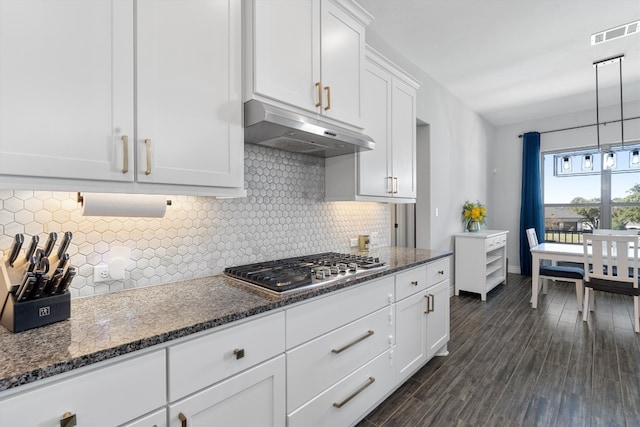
[562,156,571,171]
[632,150,640,165]
[583,155,592,170]
[605,152,615,168]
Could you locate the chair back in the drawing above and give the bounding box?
[583,234,639,288]
[593,229,639,236]
[526,228,539,249]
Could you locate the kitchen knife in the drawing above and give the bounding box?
[45,268,64,296]
[42,232,57,257]
[55,253,70,272]
[27,254,39,273]
[31,273,51,300]
[56,266,76,295]
[17,273,38,302]
[24,235,39,263]
[7,233,24,267]
[15,272,34,296]
[56,231,73,260]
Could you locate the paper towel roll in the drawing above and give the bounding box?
[80,193,168,218]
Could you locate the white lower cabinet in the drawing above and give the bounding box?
[0,350,166,427]
[122,408,167,427]
[168,355,285,427]
[395,259,451,382]
[287,349,395,427]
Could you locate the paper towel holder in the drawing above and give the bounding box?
[77,192,172,206]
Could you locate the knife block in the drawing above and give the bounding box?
[0,253,71,333]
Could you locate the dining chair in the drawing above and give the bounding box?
[526,228,585,311]
[582,233,640,333]
[592,229,639,236]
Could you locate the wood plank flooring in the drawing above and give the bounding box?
[357,273,640,427]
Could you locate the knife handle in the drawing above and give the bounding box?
[43,232,58,257]
[7,233,24,267]
[31,273,51,300]
[25,235,39,262]
[45,268,65,296]
[57,267,77,295]
[17,274,38,302]
[57,231,72,259]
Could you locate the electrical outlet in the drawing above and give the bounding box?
[94,264,110,282]
[350,238,359,248]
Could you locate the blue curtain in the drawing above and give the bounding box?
[519,132,544,276]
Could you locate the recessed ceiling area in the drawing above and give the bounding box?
[359,0,640,126]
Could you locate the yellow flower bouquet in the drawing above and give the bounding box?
[462,201,487,231]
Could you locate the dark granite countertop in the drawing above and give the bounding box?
[0,247,451,392]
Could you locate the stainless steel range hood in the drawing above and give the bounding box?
[244,99,374,157]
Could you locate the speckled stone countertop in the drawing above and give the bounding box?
[0,247,451,392]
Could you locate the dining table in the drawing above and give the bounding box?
[529,241,638,308]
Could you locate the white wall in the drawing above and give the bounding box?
[492,101,640,273]
[366,33,495,252]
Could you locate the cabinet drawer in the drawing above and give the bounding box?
[426,258,450,286]
[123,408,167,427]
[485,235,506,251]
[287,349,395,427]
[287,306,394,411]
[168,311,285,401]
[0,350,166,427]
[395,265,427,300]
[286,276,394,349]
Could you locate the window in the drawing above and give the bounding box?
[542,145,640,243]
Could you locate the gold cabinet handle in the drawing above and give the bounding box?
[315,82,322,107]
[324,86,331,110]
[411,280,418,286]
[331,330,374,354]
[387,176,394,194]
[178,412,187,427]
[332,376,375,408]
[233,348,245,359]
[121,135,129,174]
[60,412,77,427]
[424,294,434,313]
[144,138,152,175]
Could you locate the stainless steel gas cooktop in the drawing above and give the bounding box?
[224,252,386,295]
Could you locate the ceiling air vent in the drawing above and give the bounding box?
[591,20,640,45]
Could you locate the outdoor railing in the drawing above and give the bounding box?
[543,229,586,244]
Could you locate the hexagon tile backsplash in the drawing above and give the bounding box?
[0,145,390,298]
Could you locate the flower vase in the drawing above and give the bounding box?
[467,220,481,232]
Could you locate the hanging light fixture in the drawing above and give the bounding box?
[603,152,616,169]
[593,54,625,162]
[631,149,640,167]
[562,156,572,171]
[582,154,593,171]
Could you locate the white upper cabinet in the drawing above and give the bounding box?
[325,47,420,202]
[0,0,134,183]
[0,0,244,197]
[136,0,243,189]
[246,0,372,129]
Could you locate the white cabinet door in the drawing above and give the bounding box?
[394,291,427,382]
[0,0,134,182]
[136,0,243,188]
[252,0,320,112]
[168,355,286,427]
[358,58,391,197]
[320,0,365,126]
[426,279,450,359]
[391,78,417,199]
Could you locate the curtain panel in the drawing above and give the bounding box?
[519,132,544,276]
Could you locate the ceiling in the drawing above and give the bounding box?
[359,0,640,126]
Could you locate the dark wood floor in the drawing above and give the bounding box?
[358,273,640,427]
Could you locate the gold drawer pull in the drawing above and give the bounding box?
[424,294,434,313]
[331,330,374,354]
[60,412,77,427]
[333,376,375,408]
[315,82,322,107]
[178,412,187,427]
[324,85,331,110]
[121,135,129,174]
[234,348,245,359]
[144,138,152,175]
